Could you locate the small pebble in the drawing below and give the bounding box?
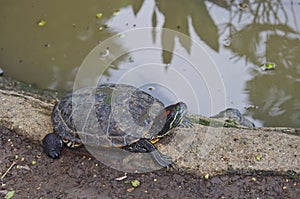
[127,187,135,192]
[282,186,287,190]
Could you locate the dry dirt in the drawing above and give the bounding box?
[0,127,299,199]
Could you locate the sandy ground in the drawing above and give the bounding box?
[0,127,299,199]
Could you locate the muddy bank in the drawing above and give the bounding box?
[0,76,299,177]
[1,127,299,199]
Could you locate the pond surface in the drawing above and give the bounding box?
[0,0,299,127]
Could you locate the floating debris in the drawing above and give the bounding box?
[147,86,155,91]
[98,24,109,31]
[37,20,46,27]
[261,62,276,71]
[238,3,249,11]
[0,67,3,76]
[95,13,103,19]
[164,63,170,69]
[223,38,231,47]
[245,104,259,110]
[118,33,125,38]
[128,57,134,63]
[109,64,118,70]
[99,48,110,57]
[113,9,120,16]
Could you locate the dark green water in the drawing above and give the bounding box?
[0,0,299,127]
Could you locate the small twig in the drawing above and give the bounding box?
[1,162,16,180]
[115,173,128,181]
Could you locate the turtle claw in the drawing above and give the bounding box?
[42,132,64,159]
[48,151,60,159]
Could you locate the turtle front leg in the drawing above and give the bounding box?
[124,138,172,167]
[180,117,194,128]
[42,132,64,159]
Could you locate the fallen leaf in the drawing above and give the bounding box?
[96,13,103,19]
[37,20,46,27]
[131,180,140,188]
[5,190,15,199]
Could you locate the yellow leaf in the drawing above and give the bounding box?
[37,20,46,27]
[96,13,103,19]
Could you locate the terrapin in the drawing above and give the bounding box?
[211,108,255,128]
[42,83,191,167]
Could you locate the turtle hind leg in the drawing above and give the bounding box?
[42,132,64,158]
[124,138,172,167]
[150,150,173,167]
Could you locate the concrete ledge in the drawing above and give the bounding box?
[1,77,299,176]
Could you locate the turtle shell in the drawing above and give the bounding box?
[51,83,166,148]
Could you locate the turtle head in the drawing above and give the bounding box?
[42,132,64,159]
[156,101,188,137]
